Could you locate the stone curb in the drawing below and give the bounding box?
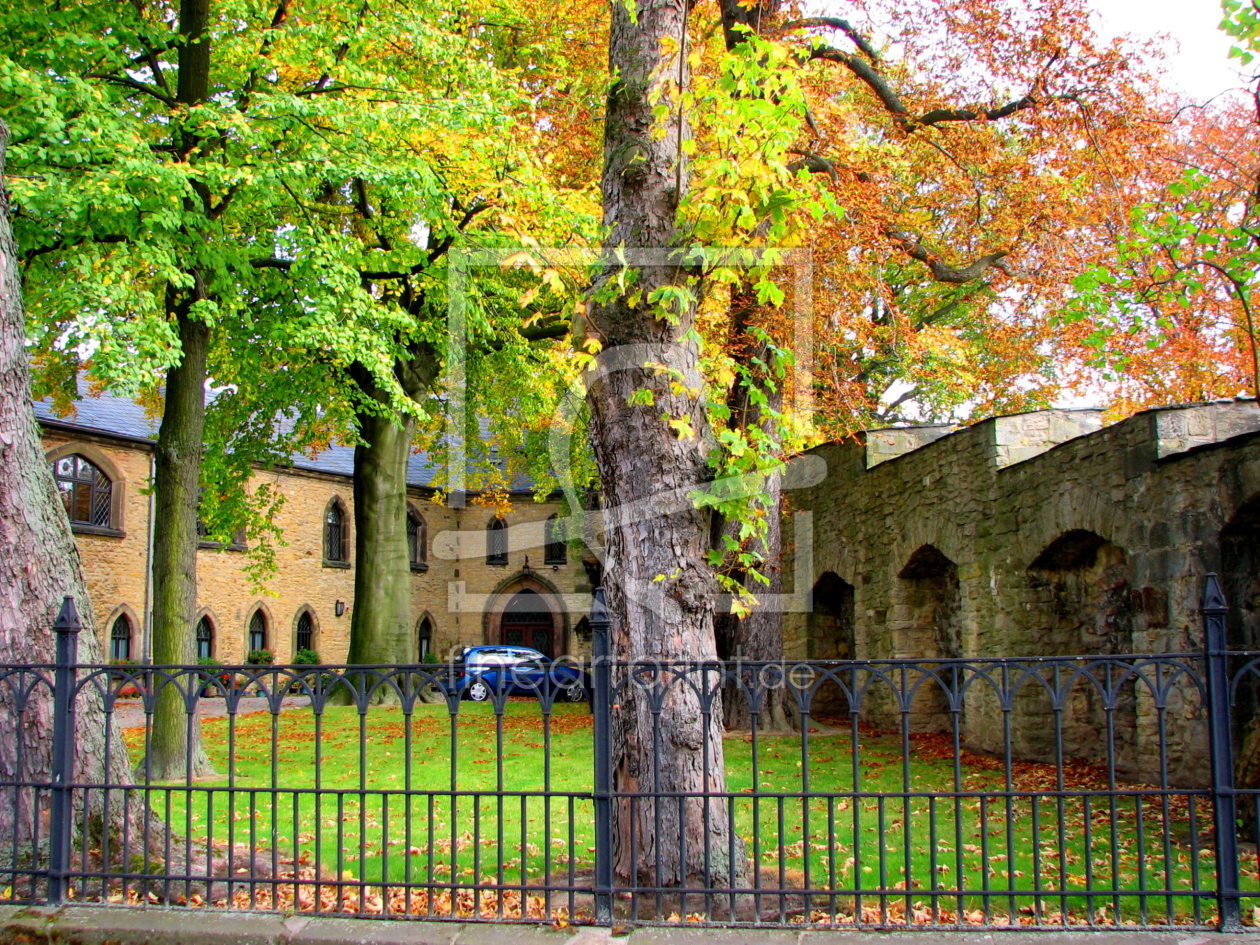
[1,906,1258,945]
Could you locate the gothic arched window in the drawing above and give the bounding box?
[195,616,215,660]
[544,513,567,565]
[324,498,349,566]
[109,614,132,661]
[407,507,428,571]
[486,516,508,566]
[295,610,314,653]
[52,454,113,529]
[248,609,268,654]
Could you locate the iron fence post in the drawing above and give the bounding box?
[1204,573,1243,932]
[47,596,81,905]
[590,588,614,925]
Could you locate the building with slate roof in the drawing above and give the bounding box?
[35,385,598,666]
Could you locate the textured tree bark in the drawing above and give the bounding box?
[146,309,214,780]
[586,0,748,891]
[346,408,418,669]
[0,120,136,870]
[344,349,438,674]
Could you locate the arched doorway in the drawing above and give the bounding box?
[501,590,555,656]
[484,577,567,657]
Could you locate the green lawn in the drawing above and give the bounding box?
[115,701,1241,925]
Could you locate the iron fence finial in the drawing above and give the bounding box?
[1202,573,1228,615]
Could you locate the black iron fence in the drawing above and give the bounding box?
[0,577,1258,930]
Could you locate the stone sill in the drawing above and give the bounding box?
[70,523,124,539]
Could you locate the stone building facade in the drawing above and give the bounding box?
[782,401,1260,786]
[36,388,597,667]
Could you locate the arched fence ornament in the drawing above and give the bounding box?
[0,579,1255,930]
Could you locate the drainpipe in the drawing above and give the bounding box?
[141,450,156,664]
[453,499,462,648]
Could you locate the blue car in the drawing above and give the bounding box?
[440,645,586,702]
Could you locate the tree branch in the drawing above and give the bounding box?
[809,45,908,120]
[521,318,571,342]
[250,257,293,271]
[23,234,128,264]
[84,72,177,107]
[776,16,880,61]
[239,0,291,110]
[299,0,364,96]
[426,198,489,265]
[916,284,990,326]
[786,150,839,183]
[126,0,175,95]
[805,24,1064,134]
[885,228,1011,283]
[916,96,1037,126]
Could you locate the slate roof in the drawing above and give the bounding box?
[32,384,159,444]
[32,383,530,492]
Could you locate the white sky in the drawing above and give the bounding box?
[1090,0,1245,101]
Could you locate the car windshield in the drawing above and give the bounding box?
[464,648,543,670]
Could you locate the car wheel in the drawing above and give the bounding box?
[467,680,490,702]
[562,682,585,703]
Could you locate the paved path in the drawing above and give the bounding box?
[1,906,1256,945]
[110,695,312,730]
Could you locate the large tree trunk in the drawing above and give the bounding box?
[144,0,215,780]
[0,120,136,877]
[146,309,214,780]
[344,349,437,672]
[586,0,747,890]
[347,408,418,667]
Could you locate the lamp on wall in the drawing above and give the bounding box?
[334,600,346,617]
[521,555,531,577]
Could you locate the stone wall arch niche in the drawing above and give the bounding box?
[882,545,961,734]
[804,572,856,717]
[1018,529,1138,777]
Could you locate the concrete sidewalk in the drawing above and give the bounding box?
[1,906,1257,945]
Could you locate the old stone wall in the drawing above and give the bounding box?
[782,401,1260,787]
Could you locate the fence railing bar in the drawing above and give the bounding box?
[1203,572,1243,932]
[590,588,614,925]
[46,595,81,905]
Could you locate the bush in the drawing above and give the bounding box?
[293,648,320,665]
[246,648,274,665]
[421,652,439,665]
